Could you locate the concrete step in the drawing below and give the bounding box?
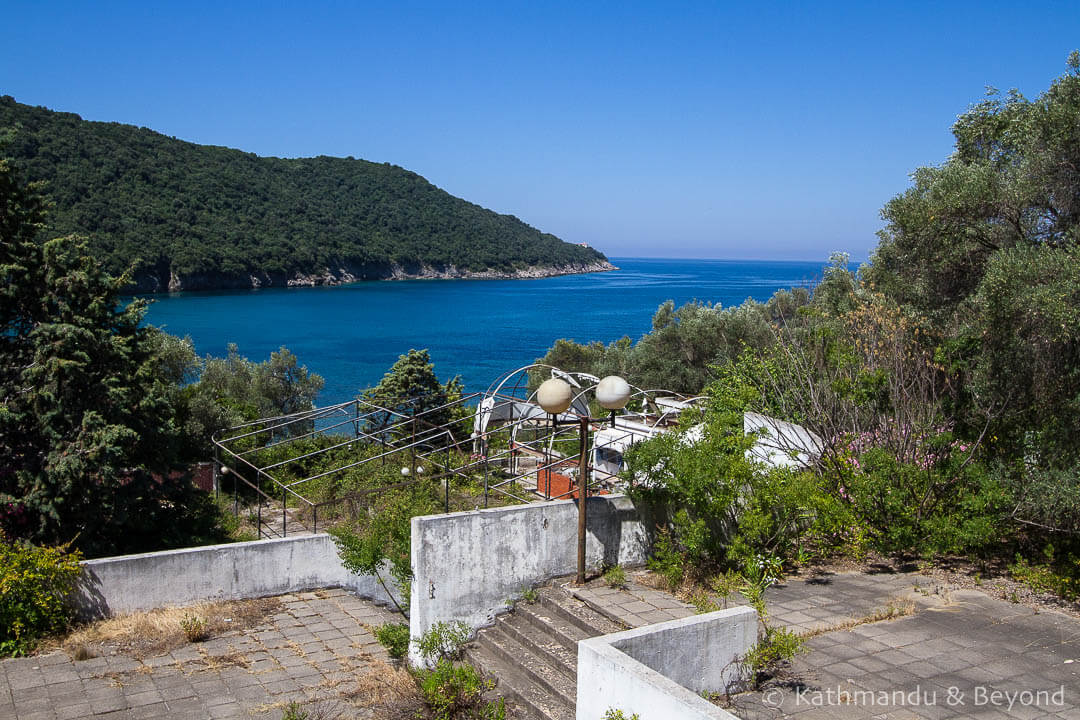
[465,643,575,720]
[477,623,577,707]
[498,604,583,677]
[466,582,628,720]
[537,584,626,637]
[515,600,590,656]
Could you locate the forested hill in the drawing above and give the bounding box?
[0,96,612,292]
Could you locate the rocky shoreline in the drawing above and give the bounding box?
[131,260,617,294]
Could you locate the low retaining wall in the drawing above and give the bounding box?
[409,494,649,665]
[576,606,757,720]
[75,534,403,619]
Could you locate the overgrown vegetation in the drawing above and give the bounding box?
[550,54,1080,602]
[375,622,412,659]
[0,95,607,293]
[0,533,81,656]
[410,622,506,720]
[0,147,232,557]
[602,564,628,589]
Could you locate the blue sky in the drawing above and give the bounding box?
[2,1,1077,261]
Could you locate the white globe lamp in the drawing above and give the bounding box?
[595,376,632,411]
[537,378,573,415]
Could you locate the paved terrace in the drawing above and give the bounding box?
[0,589,398,720]
[576,570,1080,719]
[3,571,1078,719]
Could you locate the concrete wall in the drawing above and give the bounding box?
[409,494,649,665]
[576,607,757,720]
[75,534,404,619]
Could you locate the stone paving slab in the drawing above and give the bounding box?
[572,570,1080,719]
[1,588,400,719]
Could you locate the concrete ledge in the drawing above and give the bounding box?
[576,606,757,720]
[75,534,403,619]
[408,494,649,665]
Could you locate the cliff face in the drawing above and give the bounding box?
[131,260,618,294]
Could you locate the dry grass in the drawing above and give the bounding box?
[800,596,917,638]
[45,597,281,660]
[343,659,426,719]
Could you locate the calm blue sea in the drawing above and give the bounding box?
[142,258,826,405]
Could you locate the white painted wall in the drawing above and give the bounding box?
[75,534,403,619]
[576,607,757,720]
[408,494,649,665]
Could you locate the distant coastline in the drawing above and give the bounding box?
[133,259,618,294]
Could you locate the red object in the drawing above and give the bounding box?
[539,468,579,499]
[538,466,607,499]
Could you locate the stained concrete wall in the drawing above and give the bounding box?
[408,494,649,665]
[576,607,757,720]
[75,534,403,619]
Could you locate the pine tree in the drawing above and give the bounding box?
[0,151,217,556]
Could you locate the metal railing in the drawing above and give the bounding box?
[211,384,702,539]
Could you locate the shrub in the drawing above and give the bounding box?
[414,659,504,720]
[179,613,208,642]
[0,534,82,655]
[417,620,471,663]
[843,444,1009,555]
[375,622,411,659]
[281,701,309,720]
[602,565,627,589]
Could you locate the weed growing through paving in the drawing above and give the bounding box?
[416,661,505,720]
[603,709,641,720]
[799,596,916,638]
[410,623,507,720]
[519,586,538,604]
[417,620,471,662]
[281,701,310,720]
[735,557,805,690]
[375,622,411,659]
[602,564,628,589]
[179,613,209,642]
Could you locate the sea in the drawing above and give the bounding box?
[142,257,827,405]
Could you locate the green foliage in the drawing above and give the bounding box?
[0,96,606,291]
[626,364,841,578]
[602,564,627,589]
[414,659,504,720]
[374,622,411,659]
[0,534,82,655]
[603,710,641,720]
[866,55,1080,529]
[535,291,811,395]
[416,621,471,664]
[280,701,309,720]
[842,444,1008,556]
[742,626,804,685]
[331,482,439,607]
[179,613,208,643]
[1008,549,1080,601]
[0,150,223,556]
[362,349,465,434]
[178,342,325,456]
[519,586,538,604]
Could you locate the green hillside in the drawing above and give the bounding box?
[0,96,609,292]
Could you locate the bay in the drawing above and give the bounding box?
[142,257,827,405]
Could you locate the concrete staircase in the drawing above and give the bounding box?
[466,584,625,720]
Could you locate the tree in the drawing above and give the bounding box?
[175,342,325,456]
[362,349,463,434]
[865,52,1080,533]
[0,152,220,556]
